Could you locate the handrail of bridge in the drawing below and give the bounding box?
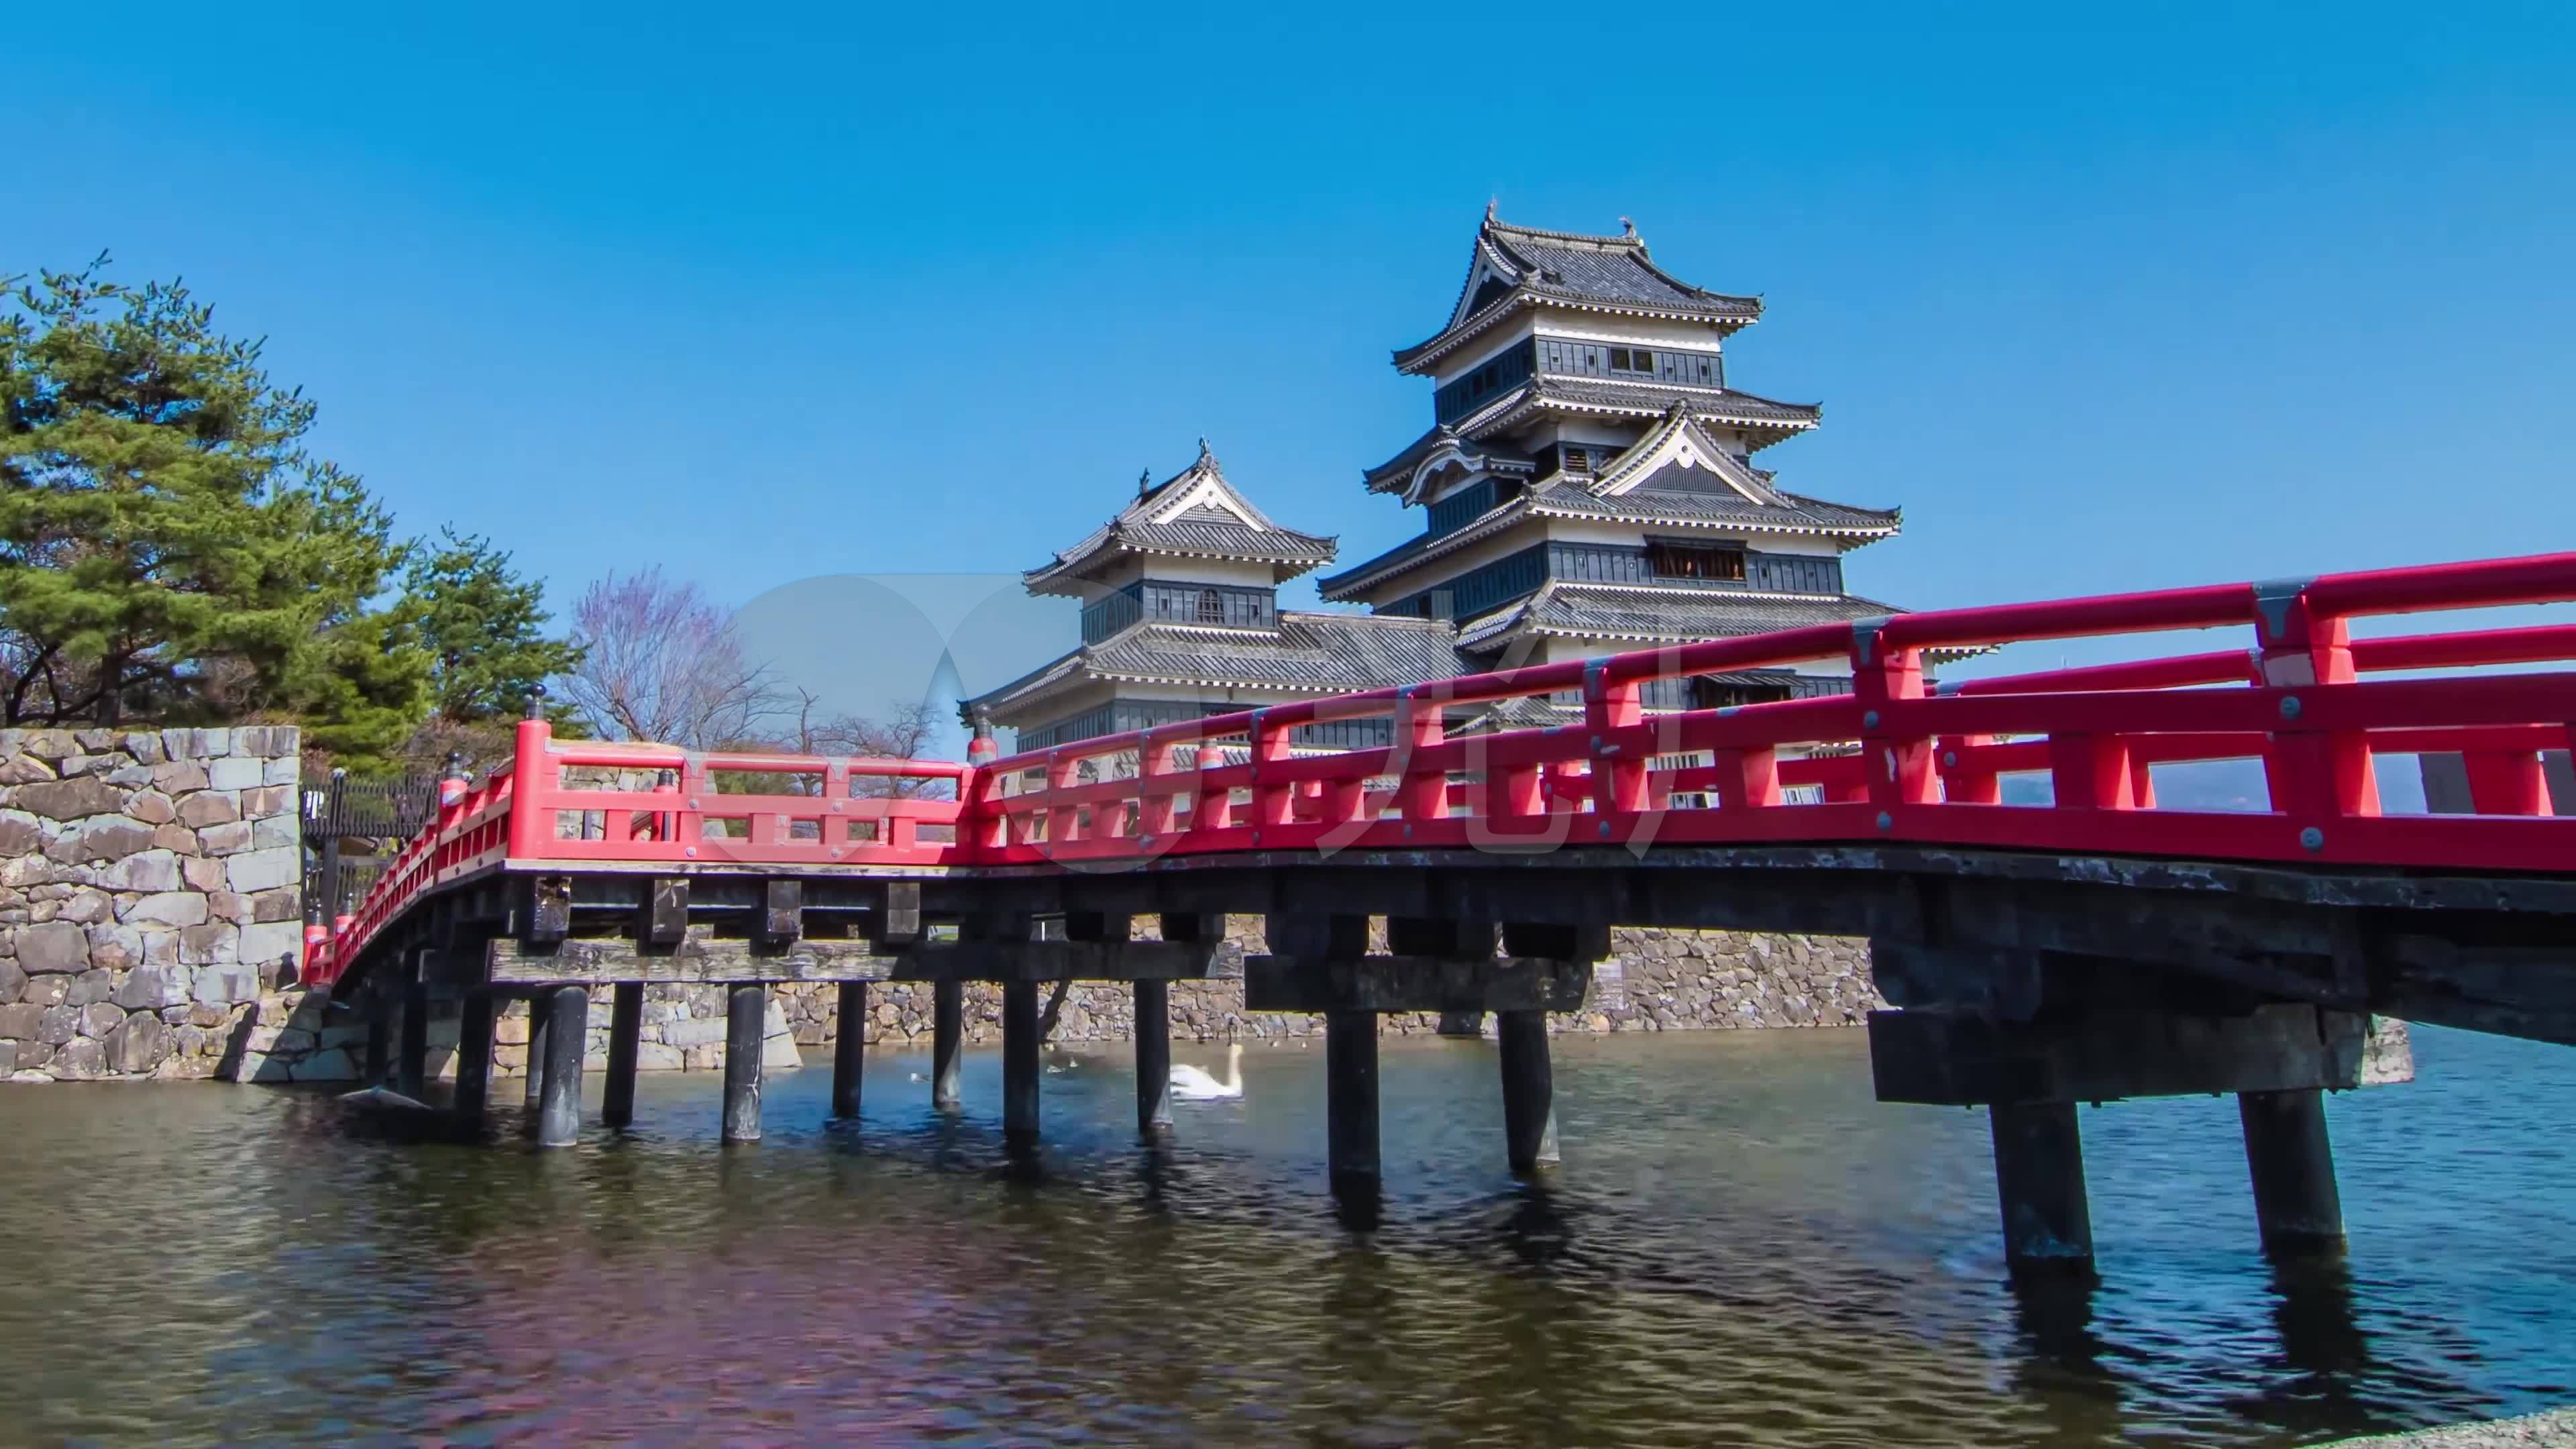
[301,551,2576,987]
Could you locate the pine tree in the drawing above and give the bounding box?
[0,255,429,761]
[397,527,584,725]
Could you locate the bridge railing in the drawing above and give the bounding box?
[304,731,974,984]
[971,551,2576,872]
[304,551,2576,987]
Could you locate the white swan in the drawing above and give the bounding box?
[1169,1042,1244,1100]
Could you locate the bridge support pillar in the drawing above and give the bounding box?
[396,980,429,1099]
[931,979,964,1110]
[1326,1010,1381,1198]
[1134,978,1173,1138]
[454,991,496,1131]
[832,983,865,1119]
[722,983,765,1144]
[1002,979,1040,1150]
[1988,1101,2093,1274]
[365,996,390,1088]
[536,986,588,1148]
[2239,1088,2344,1253]
[603,981,643,1128]
[523,1002,548,1119]
[1497,1010,1558,1174]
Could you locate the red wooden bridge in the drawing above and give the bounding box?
[308,551,2576,1271]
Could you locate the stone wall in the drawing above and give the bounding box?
[763,920,1881,1052]
[0,727,307,1082]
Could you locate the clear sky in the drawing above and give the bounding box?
[10,1,2573,707]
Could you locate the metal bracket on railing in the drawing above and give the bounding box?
[2251,577,2318,645]
[1850,616,1894,668]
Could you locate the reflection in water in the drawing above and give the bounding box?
[0,1026,2569,1446]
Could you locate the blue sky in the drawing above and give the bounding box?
[9,2,2573,708]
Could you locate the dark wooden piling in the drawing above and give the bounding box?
[1326,1010,1381,1197]
[1002,979,1040,1149]
[1134,979,1173,1136]
[722,982,766,1144]
[1989,1101,2094,1273]
[396,980,429,1098]
[454,991,496,1130]
[523,1002,549,1117]
[2240,1088,2345,1252]
[931,977,964,1110]
[833,982,866,1118]
[536,986,588,1148]
[365,996,390,1088]
[1496,1009,1559,1173]
[602,981,643,1128]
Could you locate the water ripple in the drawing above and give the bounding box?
[0,1027,2568,1446]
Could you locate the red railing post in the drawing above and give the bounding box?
[2253,580,2383,831]
[505,713,554,861]
[1584,662,1648,818]
[1852,621,1936,822]
[1396,687,1449,821]
[1250,711,1297,830]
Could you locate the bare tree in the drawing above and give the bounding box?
[559,568,782,748]
[773,690,948,799]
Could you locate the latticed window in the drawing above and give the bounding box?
[1196,588,1224,624]
[1648,542,1747,581]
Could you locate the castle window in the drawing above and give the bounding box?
[1648,541,1747,582]
[1196,588,1224,624]
[1609,347,1656,374]
[1561,445,1590,474]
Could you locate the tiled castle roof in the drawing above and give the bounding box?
[970,612,1465,718]
[1453,582,1907,653]
[1318,482,1898,602]
[1026,442,1337,596]
[1395,211,1766,374]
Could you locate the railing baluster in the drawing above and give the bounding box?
[2464,750,2549,816]
[1710,747,1783,810]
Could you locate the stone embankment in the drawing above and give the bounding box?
[765,920,1880,1053]
[0,727,307,1082]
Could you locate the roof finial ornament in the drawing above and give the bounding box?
[1485,196,1497,222]
[1620,215,1636,239]
[1197,436,1214,466]
[1138,466,1152,498]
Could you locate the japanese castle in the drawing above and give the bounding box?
[970,207,1906,751]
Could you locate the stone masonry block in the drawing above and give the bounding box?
[237,921,302,969]
[206,757,264,792]
[122,892,209,928]
[101,851,183,892]
[224,848,298,894]
[191,961,258,1008]
[176,792,240,828]
[14,920,90,973]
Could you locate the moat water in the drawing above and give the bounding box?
[0,1026,2569,1447]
